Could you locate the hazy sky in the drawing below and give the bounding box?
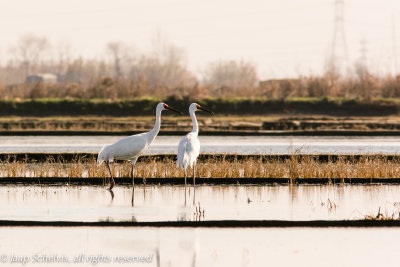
[0,0,399,79]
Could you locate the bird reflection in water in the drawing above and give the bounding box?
[180,185,205,222]
[108,188,114,203]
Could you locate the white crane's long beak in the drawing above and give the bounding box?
[197,105,214,115]
[164,104,183,115]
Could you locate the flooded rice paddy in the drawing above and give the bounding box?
[2,184,400,266]
[2,135,400,266]
[0,135,400,154]
[1,184,400,222]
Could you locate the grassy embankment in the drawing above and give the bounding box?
[1,97,400,116]
[2,97,400,132]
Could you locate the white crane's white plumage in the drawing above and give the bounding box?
[98,102,182,190]
[177,103,213,186]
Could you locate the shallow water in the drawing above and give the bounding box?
[1,185,399,266]
[1,184,399,222]
[0,227,399,267]
[1,135,400,154]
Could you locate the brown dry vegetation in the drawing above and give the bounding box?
[1,155,400,179]
[259,72,400,99]
[2,72,400,100]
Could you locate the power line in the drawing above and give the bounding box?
[330,0,349,74]
[360,37,367,66]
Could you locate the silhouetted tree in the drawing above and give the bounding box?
[204,60,258,95]
[10,34,50,77]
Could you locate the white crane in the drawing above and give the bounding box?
[97,102,182,190]
[177,103,213,186]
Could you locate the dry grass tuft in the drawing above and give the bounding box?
[1,154,400,179]
[365,207,400,220]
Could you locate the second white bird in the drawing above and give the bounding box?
[177,103,214,186]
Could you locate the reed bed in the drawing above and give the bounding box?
[1,155,400,179]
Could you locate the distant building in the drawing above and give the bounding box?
[26,73,57,85]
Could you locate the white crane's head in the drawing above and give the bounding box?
[189,103,214,115]
[157,102,183,114]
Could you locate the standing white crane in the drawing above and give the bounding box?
[97,102,182,190]
[177,103,213,186]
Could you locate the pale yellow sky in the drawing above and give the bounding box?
[0,0,399,79]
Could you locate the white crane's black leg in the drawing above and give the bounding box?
[131,158,138,207]
[192,180,196,205]
[193,164,196,186]
[184,185,187,206]
[105,161,115,190]
[184,169,187,186]
[131,158,138,187]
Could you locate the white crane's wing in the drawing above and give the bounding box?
[112,133,149,159]
[98,133,149,163]
[177,136,189,168]
[177,133,200,169]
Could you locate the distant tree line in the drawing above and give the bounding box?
[0,34,259,99]
[1,34,400,100]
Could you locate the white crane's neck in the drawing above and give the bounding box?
[190,109,199,134]
[149,108,162,138]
